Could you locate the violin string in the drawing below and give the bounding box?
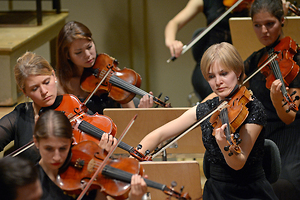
[84,68,112,105]
[220,108,232,143]
[108,73,167,106]
[150,101,228,158]
[179,0,244,55]
[76,115,136,200]
[242,53,277,85]
[101,165,168,192]
[269,53,289,96]
[109,75,150,97]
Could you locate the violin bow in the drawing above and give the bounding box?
[83,66,113,105]
[76,114,138,200]
[242,53,277,85]
[6,141,35,157]
[167,0,245,63]
[149,101,228,159]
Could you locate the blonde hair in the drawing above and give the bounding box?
[200,42,244,85]
[14,52,53,92]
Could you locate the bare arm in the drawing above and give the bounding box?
[214,123,262,170]
[165,0,204,58]
[138,106,198,154]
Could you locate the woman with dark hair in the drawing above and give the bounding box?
[0,156,42,200]
[34,109,147,200]
[244,0,300,199]
[56,21,153,114]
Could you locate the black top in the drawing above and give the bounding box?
[196,96,278,199]
[244,39,300,195]
[191,1,249,100]
[197,95,266,169]
[37,164,97,200]
[0,102,40,163]
[203,0,249,31]
[192,0,249,63]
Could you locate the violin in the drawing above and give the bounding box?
[51,94,117,144]
[258,36,300,112]
[47,94,151,161]
[81,53,171,107]
[289,2,300,16]
[6,94,117,158]
[58,140,191,200]
[210,86,251,156]
[223,0,254,12]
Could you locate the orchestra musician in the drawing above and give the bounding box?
[33,109,147,200]
[0,156,43,200]
[164,0,250,101]
[0,52,116,164]
[164,0,290,101]
[56,21,154,114]
[244,0,300,199]
[138,42,278,200]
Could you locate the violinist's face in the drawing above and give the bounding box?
[35,136,71,171]
[24,74,57,109]
[207,61,239,100]
[252,11,284,47]
[68,39,97,69]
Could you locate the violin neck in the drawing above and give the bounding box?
[269,56,288,96]
[220,108,232,144]
[110,73,170,108]
[102,165,167,191]
[78,120,134,154]
[110,75,151,97]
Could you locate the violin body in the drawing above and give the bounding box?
[223,0,253,12]
[81,53,142,104]
[58,141,191,199]
[54,94,117,144]
[260,36,299,89]
[259,36,300,112]
[81,53,171,107]
[210,86,251,155]
[58,140,142,199]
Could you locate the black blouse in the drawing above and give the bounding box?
[0,102,40,163]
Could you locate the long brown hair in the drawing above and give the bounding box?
[56,21,94,93]
[250,0,284,22]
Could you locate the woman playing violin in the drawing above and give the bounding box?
[0,52,116,164]
[56,21,153,114]
[244,0,300,198]
[33,109,147,200]
[138,42,278,200]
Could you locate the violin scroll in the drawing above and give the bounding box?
[289,2,300,16]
